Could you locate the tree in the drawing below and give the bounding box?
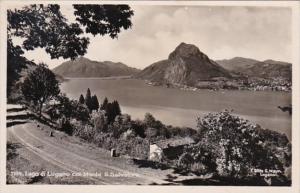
[112,100,121,115]
[105,102,114,123]
[21,63,60,116]
[91,111,108,132]
[79,94,85,104]
[100,97,108,110]
[7,38,35,97]
[104,100,122,124]
[73,5,134,38]
[85,88,92,112]
[8,4,133,59]
[144,113,163,129]
[193,110,291,184]
[91,95,99,111]
[7,4,134,97]
[46,93,90,122]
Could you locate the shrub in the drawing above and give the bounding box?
[193,110,291,183]
[109,114,133,137]
[72,121,96,142]
[128,119,145,138]
[46,94,90,122]
[121,129,136,140]
[177,141,218,175]
[115,137,149,159]
[59,118,73,135]
[91,110,108,132]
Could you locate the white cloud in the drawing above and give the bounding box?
[16,5,292,69]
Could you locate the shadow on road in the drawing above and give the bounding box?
[7,114,35,120]
[6,108,57,129]
[7,121,28,128]
[7,107,27,113]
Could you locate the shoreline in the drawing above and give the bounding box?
[64,76,132,80]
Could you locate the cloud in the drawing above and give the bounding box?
[20,5,292,69]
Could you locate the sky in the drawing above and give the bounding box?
[15,5,292,69]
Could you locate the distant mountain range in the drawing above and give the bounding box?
[135,42,231,86]
[135,42,292,87]
[216,57,291,80]
[52,57,140,78]
[52,45,291,86]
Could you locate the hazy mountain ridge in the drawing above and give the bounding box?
[217,57,292,80]
[216,57,260,72]
[53,57,140,78]
[135,42,232,86]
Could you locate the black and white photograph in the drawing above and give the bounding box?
[2,0,299,190]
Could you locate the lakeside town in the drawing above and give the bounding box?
[146,77,291,92]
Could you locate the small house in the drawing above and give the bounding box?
[149,137,195,162]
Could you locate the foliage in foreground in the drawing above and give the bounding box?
[176,110,291,185]
[21,63,60,116]
[7,4,134,99]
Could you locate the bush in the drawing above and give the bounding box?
[177,141,218,175]
[93,132,149,159]
[131,119,146,138]
[180,110,291,183]
[46,94,90,122]
[91,110,108,132]
[72,121,96,142]
[70,116,150,159]
[58,118,73,135]
[114,137,149,159]
[110,114,132,137]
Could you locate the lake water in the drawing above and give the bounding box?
[60,78,292,139]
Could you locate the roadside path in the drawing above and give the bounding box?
[7,104,172,185]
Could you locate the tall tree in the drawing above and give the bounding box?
[100,97,108,110]
[91,95,100,111]
[105,102,114,123]
[7,4,134,96]
[105,100,122,124]
[112,100,121,115]
[7,38,35,97]
[79,94,85,104]
[21,63,60,116]
[85,88,92,112]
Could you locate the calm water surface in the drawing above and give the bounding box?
[60,78,291,139]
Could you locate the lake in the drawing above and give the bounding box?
[60,78,292,139]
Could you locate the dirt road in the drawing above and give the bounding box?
[6,104,175,185]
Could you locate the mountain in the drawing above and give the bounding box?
[135,42,231,86]
[52,57,140,78]
[217,57,291,79]
[216,57,260,72]
[243,60,292,79]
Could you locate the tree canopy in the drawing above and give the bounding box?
[21,63,60,115]
[85,88,92,111]
[79,94,85,104]
[7,4,134,96]
[7,38,34,97]
[192,110,291,183]
[7,4,134,60]
[91,95,100,111]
